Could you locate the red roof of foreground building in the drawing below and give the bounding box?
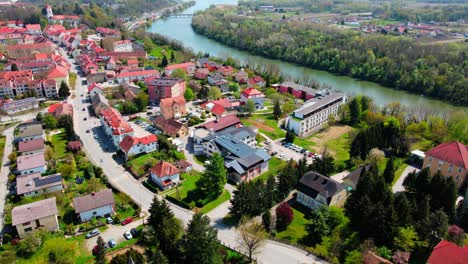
[119,135,158,154]
[150,161,179,178]
[116,69,159,78]
[47,65,68,79]
[428,240,468,264]
[242,87,264,97]
[426,142,468,169]
[199,114,241,132]
[100,108,134,135]
[160,96,186,108]
[165,62,195,71]
[200,101,225,116]
[87,83,104,93]
[18,138,44,153]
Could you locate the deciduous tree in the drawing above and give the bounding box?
[237,218,267,263]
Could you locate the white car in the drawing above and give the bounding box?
[123,231,133,240]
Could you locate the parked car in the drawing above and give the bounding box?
[85,229,100,239]
[82,108,86,111]
[123,231,133,240]
[83,117,87,121]
[130,228,139,237]
[308,152,315,157]
[121,217,133,226]
[108,239,117,248]
[106,217,114,224]
[86,129,90,133]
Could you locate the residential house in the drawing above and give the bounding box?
[218,65,235,76]
[150,161,180,190]
[91,93,109,116]
[286,93,345,137]
[113,40,133,52]
[207,72,224,85]
[73,189,115,222]
[423,141,468,188]
[6,42,54,59]
[160,96,187,119]
[15,122,44,142]
[194,68,210,80]
[296,171,348,209]
[175,160,192,173]
[18,138,44,155]
[214,79,229,93]
[88,83,104,97]
[248,76,266,87]
[240,88,265,110]
[48,102,73,118]
[145,77,186,103]
[12,197,59,238]
[342,164,372,190]
[427,240,468,264]
[164,62,196,76]
[47,65,69,87]
[116,69,159,84]
[16,152,47,175]
[193,126,257,155]
[198,114,242,133]
[234,70,248,83]
[277,81,318,100]
[127,58,139,69]
[0,97,38,114]
[119,134,158,160]
[99,107,134,147]
[106,57,116,70]
[201,101,225,116]
[98,51,147,61]
[153,116,188,138]
[16,173,63,197]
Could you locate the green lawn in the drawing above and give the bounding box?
[51,132,67,159]
[254,157,286,182]
[167,171,231,214]
[127,153,157,176]
[293,136,317,151]
[193,155,208,165]
[241,115,286,140]
[324,132,353,169]
[275,204,310,244]
[0,136,5,167]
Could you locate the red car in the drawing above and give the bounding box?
[308,152,315,157]
[121,217,133,226]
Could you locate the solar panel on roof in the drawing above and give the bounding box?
[34,175,62,187]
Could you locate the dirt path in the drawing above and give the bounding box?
[308,125,353,153]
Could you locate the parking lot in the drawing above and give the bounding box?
[263,140,320,164]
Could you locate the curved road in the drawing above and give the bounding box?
[63,50,325,263]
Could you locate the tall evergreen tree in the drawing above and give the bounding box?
[264,175,277,207]
[393,193,411,226]
[273,98,282,120]
[309,150,335,176]
[95,236,106,264]
[151,249,169,264]
[197,153,227,199]
[11,63,18,71]
[276,159,297,200]
[383,157,396,185]
[58,81,70,99]
[160,54,168,67]
[170,51,176,63]
[180,213,221,264]
[349,97,361,125]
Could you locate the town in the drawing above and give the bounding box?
[0,1,467,264]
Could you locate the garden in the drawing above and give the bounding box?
[125,148,185,178]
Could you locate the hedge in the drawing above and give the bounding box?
[165,196,192,210]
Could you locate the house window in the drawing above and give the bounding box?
[93,211,97,215]
[438,160,443,167]
[24,227,33,232]
[459,168,463,172]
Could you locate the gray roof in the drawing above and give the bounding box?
[297,171,345,205]
[280,81,318,95]
[73,189,115,213]
[16,122,43,139]
[16,173,63,195]
[342,165,372,188]
[91,93,109,114]
[294,93,345,117]
[12,197,58,226]
[203,126,256,142]
[146,77,183,87]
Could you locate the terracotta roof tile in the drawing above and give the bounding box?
[426,142,468,169]
[150,161,179,178]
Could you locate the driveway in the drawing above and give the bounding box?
[85,220,143,250]
[393,165,420,193]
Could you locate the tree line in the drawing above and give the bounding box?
[191,8,468,106]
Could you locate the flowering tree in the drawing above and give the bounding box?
[275,202,293,230]
[447,225,465,246]
[392,251,410,264]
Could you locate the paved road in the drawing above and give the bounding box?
[61,48,323,263]
[393,165,420,193]
[0,111,44,234]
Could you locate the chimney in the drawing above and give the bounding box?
[91,192,95,196]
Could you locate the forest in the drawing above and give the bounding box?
[239,0,468,21]
[191,8,468,106]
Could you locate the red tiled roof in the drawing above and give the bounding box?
[87,83,104,93]
[6,42,52,51]
[47,65,68,79]
[150,161,179,178]
[100,108,134,135]
[165,62,195,71]
[428,240,468,264]
[199,114,241,132]
[153,116,186,136]
[16,152,45,171]
[160,96,186,108]
[25,24,41,31]
[116,69,158,78]
[18,138,44,152]
[242,87,264,97]
[119,134,158,154]
[201,102,225,116]
[426,142,468,169]
[48,103,62,114]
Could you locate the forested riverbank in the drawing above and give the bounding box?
[191,7,468,106]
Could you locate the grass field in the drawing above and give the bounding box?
[254,157,286,182]
[0,136,5,167]
[275,204,310,244]
[241,115,285,140]
[324,131,353,169]
[51,132,67,159]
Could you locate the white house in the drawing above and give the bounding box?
[286,93,345,137]
[72,189,115,222]
[113,40,133,52]
[115,69,159,84]
[164,62,196,76]
[16,173,63,197]
[240,87,265,110]
[16,152,47,175]
[87,83,104,97]
[150,161,180,190]
[99,107,135,147]
[119,134,158,160]
[0,97,39,115]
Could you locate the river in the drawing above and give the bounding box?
[148,0,465,115]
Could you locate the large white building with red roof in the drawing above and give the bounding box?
[119,134,158,160]
[150,161,180,189]
[164,62,196,77]
[423,141,468,188]
[99,107,135,147]
[240,87,265,110]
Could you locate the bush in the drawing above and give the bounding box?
[165,196,192,209]
[142,180,159,193]
[275,202,293,230]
